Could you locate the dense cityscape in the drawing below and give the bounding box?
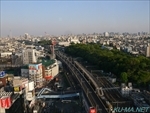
[0,32,150,113]
[1,1,150,113]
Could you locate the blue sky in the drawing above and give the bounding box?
[1,1,149,37]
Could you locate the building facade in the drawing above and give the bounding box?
[22,49,37,64]
[28,63,43,88]
[43,59,59,81]
[104,32,109,37]
[146,45,150,57]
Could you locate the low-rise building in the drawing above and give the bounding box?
[0,52,12,58]
[0,87,24,113]
[41,59,59,81]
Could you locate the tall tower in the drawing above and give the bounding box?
[50,38,56,59]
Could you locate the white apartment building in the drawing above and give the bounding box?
[25,33,30,39]
[104,32,109,37]
[146,45,150,57]
[22,49,37,64]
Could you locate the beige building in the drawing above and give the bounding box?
[146,45,150,57]
[44,61,59,80]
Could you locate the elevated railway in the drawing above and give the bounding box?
[56,50,133,112]
[56,51,109,113]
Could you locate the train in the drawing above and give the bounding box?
[89,107,97,113]
[81,90,97,113]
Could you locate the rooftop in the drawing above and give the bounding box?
[38,59,55,67]
[21,65,28,69]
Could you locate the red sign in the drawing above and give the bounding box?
[0,98,1,108]
[45,75,52,80]
[0,96,12,109]
[7,97,11,108]
[1,97,7,108]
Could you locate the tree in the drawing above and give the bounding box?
[120,72,128,83]
[65,43,150,86]
[70,42,75,45]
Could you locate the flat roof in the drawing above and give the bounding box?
[39,59,55,67]
[21,65,28,69]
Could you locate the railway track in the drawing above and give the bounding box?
[56,51,108,113]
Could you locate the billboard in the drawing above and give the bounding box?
[21,69,29,77]
[0,96,12,109]
[22,79,28,88]
[45,75,52,80]
[14,86,21,92]
[0,77,7,86]
[29,64,38,70]
[29,63,42,70]
[13,79,22,87]
[29,70,36,75]
[0,71,6,78]
[29,63,42,75]
[28,81,34,91]
[26,92,33,101]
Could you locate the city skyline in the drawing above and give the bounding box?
[1,1,150,37]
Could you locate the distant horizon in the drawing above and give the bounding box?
[1,1,150,37]
[1,31,150,38]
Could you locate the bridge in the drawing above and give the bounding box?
[36,88,80,99]
[0,64,22,68]
[102,87,120,90]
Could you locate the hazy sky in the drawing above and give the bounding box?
[1,1,149,37]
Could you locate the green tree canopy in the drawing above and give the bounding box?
[65,43,150,87]
[120,72,128,83]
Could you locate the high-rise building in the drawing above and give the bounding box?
[138,32,141,36]
[22,49,37,64]
[104,32,109,37]
[25,33,30,39]
[28,63,43,88]
[146,44,150,57]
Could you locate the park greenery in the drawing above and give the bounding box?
[65,43,150,87]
